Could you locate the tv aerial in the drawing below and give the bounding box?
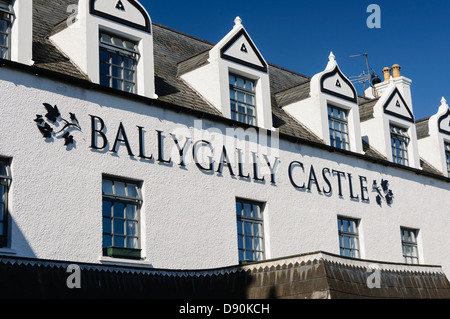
[349,53,380,96]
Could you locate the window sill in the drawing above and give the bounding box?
[0,248,17,255]
[99,256,152,268]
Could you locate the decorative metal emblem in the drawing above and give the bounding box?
[34,103,82,147]
[372,179,394,206]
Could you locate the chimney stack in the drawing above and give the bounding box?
[383,67,391,82]
[392,64,401,78]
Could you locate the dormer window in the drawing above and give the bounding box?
[445,142,450,177]
[229,73,256,125]
[99,32,139,93]
[390,125,410,165]
[0,0,13,60]
[328,105,349,150]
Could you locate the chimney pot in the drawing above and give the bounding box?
[382,67,391,82]
[392,64,401,78]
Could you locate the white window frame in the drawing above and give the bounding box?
[0,0,13,60]
[0,158,11,248]
[102,176,143,259]
[337,216,360,259]
[400,227,419,264]
[390,124,410,166]
[328,104,350,150]
[99,31,140,93]
[236,198,265,263]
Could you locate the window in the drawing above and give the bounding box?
[337,216,360,258]
[236,199,265,263]
[0,1,13,60]
[99,32,139,93]
[401,227,419,264]
[445,142,450,177]
[102,177,142,259]
[0,159,10,248]
[328,105,349,150]
[229,74,256,125]
[390,125,409,165]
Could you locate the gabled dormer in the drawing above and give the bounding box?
[417,97,450,177]
[281,52,363,153]
[179,17,273,130]
[0,0,33,65]
[359,65,421,169]
[50,0,157,98]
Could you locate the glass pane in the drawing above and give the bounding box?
[237,91,245,102]
[114,219,125,235]
[99,49,110,63]
[252,204,259,218]
[100,75,110,87]
[102,200,112,217]
[127,221,137,236]
[126,205,136,220]
[124,57,135,69]
[237,235,243,249]
[244,222,252,236]
[229,74,235,85]
[112,78,122,90]
[243,203,251,217]
[100,63,110,76]
[236,220,242,234]
[230,101,236,111]
[127,237,138,249]
[111,54,122,66]
[112,66,122,78]
[102,180,113,194]
[103,234,112,248]
[0,47,6,59]
[124,70,134,81]
[245,236,252,250]
[0,34,6,47]
[114,236,125,248]
[238,250,244,261]
[0,185,4,202]
[100,33,112,45]
[113,202,125,219]
[126,184,138,198]
[114,182,126,197]
[124,82,134,93]
[0,20,7,32]
[0,203,3,221]
[245,250,253,261]
[102,217,111,233]
[236,77,245,88]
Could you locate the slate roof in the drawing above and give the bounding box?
[0,252,448,299]
[24,0,446,177]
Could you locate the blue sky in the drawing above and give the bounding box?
[142,0,450,120]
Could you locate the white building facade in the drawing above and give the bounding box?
[0,0,449,286]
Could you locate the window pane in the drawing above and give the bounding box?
[100,75,110,87]
[114,219,125,235]
[114,236,125,248]
[112,66,122,78]
[103,217,111,234]
[102,200,112,217]
[243,203,252,217]
[100,63,110,76]
[0,34,6,47]
[127,237,138,249]
[124,57,134,69]
[102,180,113,195]
[126,205,136,220]
[114,182,126,196]
[99,50,110,63]
[113,202,125,219]
[111,54,122,66]
[103,234,112,248]
[127,221,137,236]
[112,78,122,90]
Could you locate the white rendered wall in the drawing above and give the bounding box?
[10,0,33,65]
[0,68,449,278]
